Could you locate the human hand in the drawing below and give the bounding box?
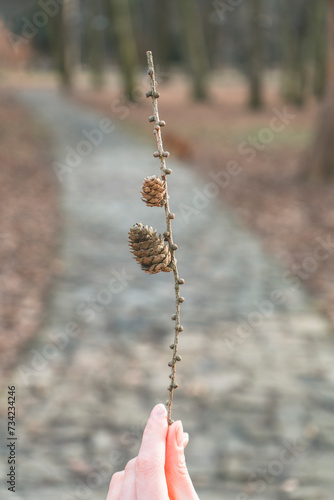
[107,404,199,499]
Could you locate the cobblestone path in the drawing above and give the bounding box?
[1,89,334,500]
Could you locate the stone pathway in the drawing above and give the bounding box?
[1,89,334,500]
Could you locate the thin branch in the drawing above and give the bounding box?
[146,51,185,425]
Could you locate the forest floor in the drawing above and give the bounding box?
[0,91,60,377]
[74,74,334,326]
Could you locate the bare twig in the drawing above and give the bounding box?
[146,51,185,425]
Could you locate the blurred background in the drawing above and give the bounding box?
[1,1,334,499]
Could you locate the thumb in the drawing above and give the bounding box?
[166,421,200,500]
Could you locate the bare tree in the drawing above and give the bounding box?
[281,0,309,106]
[248,0,264,109]
[302,0,334,180]
[176,0,210,100]
[311,0,328,99]
[106,0,138,100]
[154,0,171,71]
[86,0,105,88]
[50,0,73,87]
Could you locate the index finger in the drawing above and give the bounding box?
[135,404,169,499]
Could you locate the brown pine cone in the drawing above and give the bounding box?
[141,176,166,207]
[128,223,172,274]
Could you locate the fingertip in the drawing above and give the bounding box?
[138,404,168,461]
[108,470,124,494]
[109,470,124,485]
[167,420,179,439]
[145,404,168,437]
[167,420,187,451]
[151,403,167,419]
[175,421,184,448]
[124,457,136,472]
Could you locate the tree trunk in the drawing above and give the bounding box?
[176,0,210,101]
[87,0,104,88]
[154,0,171,72]
[312,0,328,99]
[203,2,222,70]
[50,0,73,87]
[248,0,264,109]
[281,0,309,106]
[107,0,138,100]
[302,0,334,180]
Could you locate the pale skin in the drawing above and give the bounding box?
[107,404,200,500]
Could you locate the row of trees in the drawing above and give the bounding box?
[4,0,329,108]
[51,0,210,100]
[2,0,334,179]
[52,0,334,179]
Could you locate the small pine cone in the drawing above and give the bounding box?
[128,223,172,274]
[141,176,166,207]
